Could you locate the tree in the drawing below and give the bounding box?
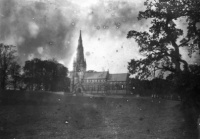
[23,58,69,91]
[23,58,40,90]
[0,43,18,90]
[127,0,200,121]
[127,0,200,79]
[167,64,200,108]
[53,62,69,91]
[9,61,21,90]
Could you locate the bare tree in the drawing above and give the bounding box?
[0,43,18,90]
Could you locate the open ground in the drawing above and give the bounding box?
[0,92,198,139]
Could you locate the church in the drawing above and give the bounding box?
[69,31,130,95]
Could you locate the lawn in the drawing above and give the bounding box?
[0,92,198,139]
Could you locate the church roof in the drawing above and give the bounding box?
[69,71,129,82]
[84,72,108,79]
[108,73,129,82]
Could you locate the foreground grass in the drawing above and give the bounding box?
[0,93,198,139]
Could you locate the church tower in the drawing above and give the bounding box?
[73,30,87,83]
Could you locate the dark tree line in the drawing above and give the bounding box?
[130,77,176,98]
[0,43,70,92]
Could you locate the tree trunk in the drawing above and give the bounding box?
[171,41,181,74]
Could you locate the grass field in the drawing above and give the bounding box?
[0,92,198,139]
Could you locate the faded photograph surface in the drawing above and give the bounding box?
[0,0,200,138]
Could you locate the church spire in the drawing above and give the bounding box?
[75,30,86,72]
[77,30,84,61]
[78,30,82,49]
[79,30,82,40]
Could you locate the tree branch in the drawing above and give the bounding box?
[179,38,191,47]
[155,65,176,73]
[179,59,189,73]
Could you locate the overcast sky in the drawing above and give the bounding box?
[0,0,199,73]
